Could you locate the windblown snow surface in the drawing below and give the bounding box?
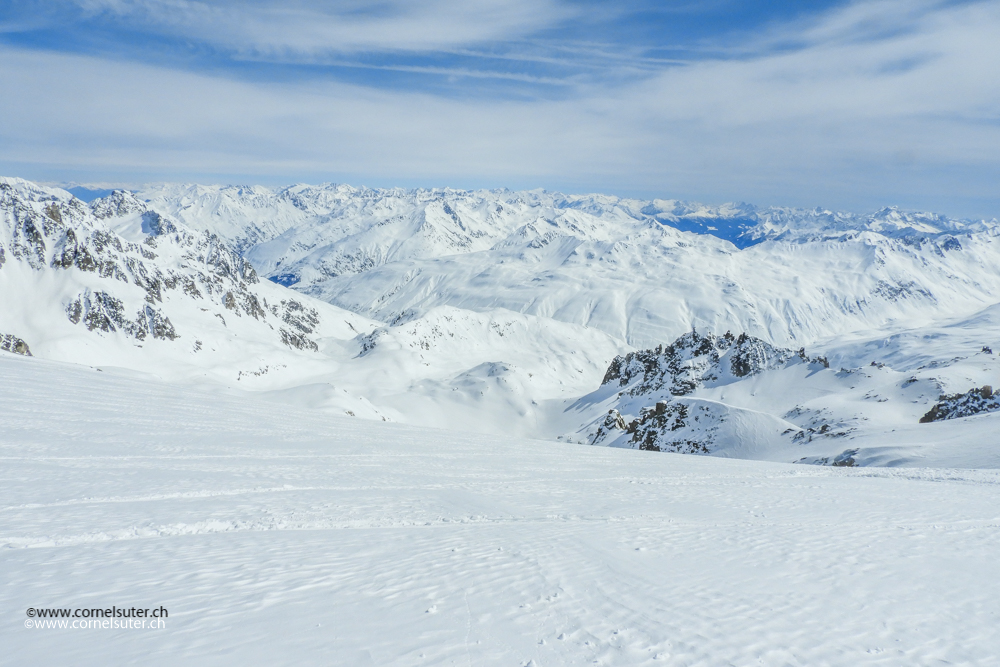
[3,353,1000,666]
[4,177,1000,664]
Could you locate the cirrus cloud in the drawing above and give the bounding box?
[0,0,998,217]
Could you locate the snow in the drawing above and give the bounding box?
[6,176,1000,664]
[6,177,1000,469]
[131,182,1000,349]
[4,352,1000,666]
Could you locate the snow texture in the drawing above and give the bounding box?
[3,352,1000,666]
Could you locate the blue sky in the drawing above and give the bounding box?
[1,0,999,217]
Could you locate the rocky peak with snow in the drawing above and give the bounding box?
[601,330,828,397]
[0,180,352,365]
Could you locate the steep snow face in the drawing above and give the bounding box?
[134,182,1000,349]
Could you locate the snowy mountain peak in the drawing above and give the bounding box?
[0,178,376,382]
[91,189,148,219]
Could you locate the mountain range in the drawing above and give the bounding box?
[4,176,1000,468]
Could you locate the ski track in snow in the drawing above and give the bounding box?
[3,354,1000,665]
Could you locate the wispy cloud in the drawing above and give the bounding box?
[68,0,574,55]
[0,0,998,217]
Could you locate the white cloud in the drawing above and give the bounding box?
[70,0,573,55]
[2,0,999,216]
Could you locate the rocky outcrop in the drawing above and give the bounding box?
[920,386,1000,423]
[590,409,628,446]
[627,400,711,454]
[590,330,833,455]
[274,299,319,334]
[279,328,318,352]
[66,290,178,340]
[590,398,724,454]
[600,330,824,397]
[141,211,177,236]
[0,334,31,356]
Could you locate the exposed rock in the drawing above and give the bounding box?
[66,290,177,341]
[601,330,819,397]
[785,406,856,442]
[357,329,387,357]
[138,304,179,341]
[2,181,326,355]
[590,409,628,446]
[801,449,861,467]
[920,386,1000,423]
[831,449,859,467]
[626,400,713,454]
[141,211,177,236]
[870,280,934,304]
[0,334,31,356]
[276,299,320,334]
[90,190,147,219]
[44,202,63,224]
[66,291,128,333]
[280,328,318,352]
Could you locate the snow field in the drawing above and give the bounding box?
[3,353,999,666]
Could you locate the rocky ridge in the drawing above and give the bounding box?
[0,179,327,357]
[920,385,1000,423]
[586,331,845,455]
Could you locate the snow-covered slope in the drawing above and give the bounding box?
[4,352,1000,666]
[0,178,623,433]
[0,178,377,388]
[135,182,1000,349]
[568,324,1000,468]
[8,177,1000,468]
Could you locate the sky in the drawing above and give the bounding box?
[1,0,999,217]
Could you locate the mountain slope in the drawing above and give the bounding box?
[7,177,1000,468]
[0,178,623,432]
[0,177,378,387]
[569,321,1000,468]
[133,182,1000,349]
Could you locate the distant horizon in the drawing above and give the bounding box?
[14,176,996,222]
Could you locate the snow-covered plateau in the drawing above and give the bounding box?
[3,176,1000,663]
